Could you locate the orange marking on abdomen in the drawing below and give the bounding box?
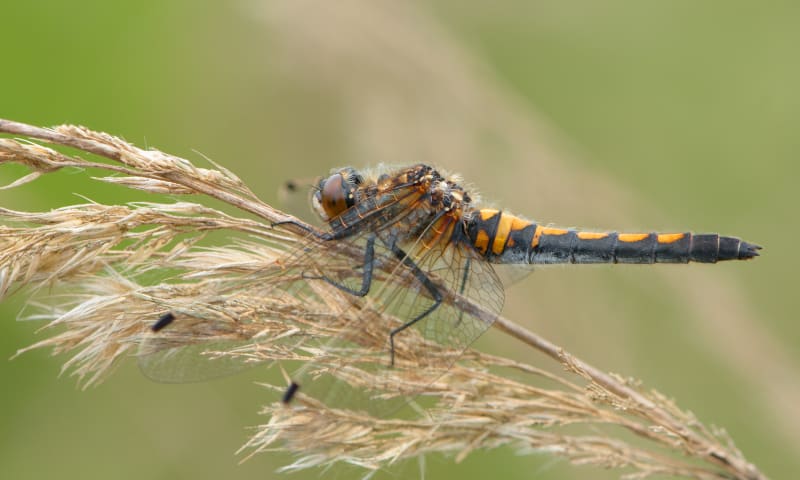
[511,216,532,230]
[479,209,499,221]
[657,233,685,244]
[618,233,650,242]
[541,227,569,236]
[491,213,515,255]
[531,225,543,248]
[505,216,532,249]
[576,231,609,240]
[474,229,490,254]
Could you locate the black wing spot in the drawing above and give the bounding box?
[151,312,176,332]
[282,381,300,404]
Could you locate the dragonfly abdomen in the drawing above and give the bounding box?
[465,209,760,265]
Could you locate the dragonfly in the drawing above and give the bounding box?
[142,164,761,414]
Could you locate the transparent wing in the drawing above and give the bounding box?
[286,231,505,417]
[138,337,256,383]
[136,277,313,383]
[493,263,537,288]
[138,174,505,418]
[135,223,400,384]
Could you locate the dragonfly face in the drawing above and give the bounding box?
[312,167,363,222]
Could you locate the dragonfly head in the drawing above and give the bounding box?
[312,167,364,221]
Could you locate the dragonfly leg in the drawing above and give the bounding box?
[453,256,470,327]
[387,245,443,367]
[312,234,376,297]
[271,219,332,240]
[282,236,377,405]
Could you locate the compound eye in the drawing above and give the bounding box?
[318,173,350,220]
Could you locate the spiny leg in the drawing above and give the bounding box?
[310,234,377,297]
[387,244,443,367]
[453,256,471,328]
[271,219,333,240]
[281,235,376,405]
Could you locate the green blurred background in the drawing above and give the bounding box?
[1,1,796,479]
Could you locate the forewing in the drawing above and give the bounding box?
[288,233,505,417]
[136,233,360,383]
[137,182,425,384]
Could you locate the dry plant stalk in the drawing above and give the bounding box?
[0,119,765,480]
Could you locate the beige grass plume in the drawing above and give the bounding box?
[0,119,765,480]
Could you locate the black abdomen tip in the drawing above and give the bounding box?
[691,235,762,263]
[716,236,762,261]
[737,241,762,260]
